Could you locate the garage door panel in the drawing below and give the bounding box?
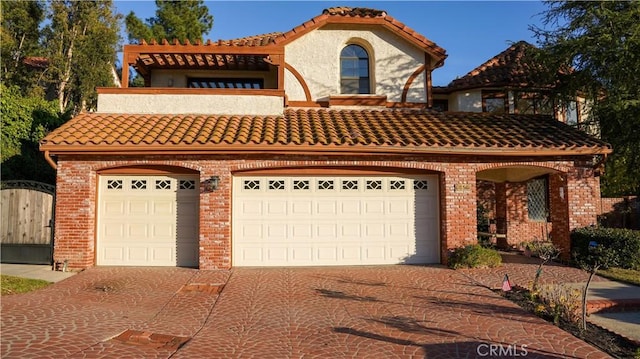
[127,247,149,261]
[388,200,410,214]
[317,246,338,261]
[98,175,199,267]
[316,201,337,214]
[129,201,149,215]
[291,201,312,215]
[363,245,386,260]
[152,222,174,238]
[316,223,337,238]
[292,224,313,238]
[389,222,410,236]
[363,200,385,215]
[103,223,125,237]
[340,201,361,215]
[267,223,287,238]
[340,223,361,237]
[267,201,288,215]
[127,223,149,237]
[241,200,263,215]
[266,247,288,261]
[364,223,385,237]
[103,247,124,261]
[233,175,440,266]
[291,246,313,261]
[389,244,413,261]
[104,201,125,215]
[150,247,173,262]
[341,246,361,261]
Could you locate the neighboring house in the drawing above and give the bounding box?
[432,41,600,245]
[40,7,611,270]
[433,41,591,129]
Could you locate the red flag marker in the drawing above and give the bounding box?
[502,274,512,292]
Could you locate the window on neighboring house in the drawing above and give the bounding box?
[340,44,370,94]
[527,177,549,222]
[515,92,553,115]
[565,100,579,126]
[482,91,507,114]
[188,78,264,89]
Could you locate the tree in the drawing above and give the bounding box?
[531,1,640,196]
[0,84,68,184]
[573,241,617,330]
[42,0,121,113]
[525,240,561,293]
[0,0,46,94]
[125,0,213,44]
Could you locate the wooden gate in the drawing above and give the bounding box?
[1,181,55,264]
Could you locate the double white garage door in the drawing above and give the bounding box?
[97,174,439,267]
[232,175,440,266]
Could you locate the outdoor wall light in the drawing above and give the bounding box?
[207,176,220,191]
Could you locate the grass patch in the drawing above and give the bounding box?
[1,275,51,295]
[598,267,640,286]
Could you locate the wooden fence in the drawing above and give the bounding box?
[1,181,55,264]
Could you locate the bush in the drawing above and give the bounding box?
[571,227,640,270]
[448,244,502,269]
[536,284,582,325]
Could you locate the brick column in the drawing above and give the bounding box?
[198,168,232,270]
[52,161,96,270]
[549,173,570,259]
[441,169,477,263]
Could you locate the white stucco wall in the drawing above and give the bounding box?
[97,93,284,115]
[448,90,482,112]
[284,25,426,103]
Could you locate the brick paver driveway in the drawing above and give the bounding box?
[1,265,610,358]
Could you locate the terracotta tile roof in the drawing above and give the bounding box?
[447,41,551,91]
[41,109,611,156]
[129,7,446,62]
[272,6,446,61]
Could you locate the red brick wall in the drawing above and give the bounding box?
[505,182,552,247]
[52,155,598,269]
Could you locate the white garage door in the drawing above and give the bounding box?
[97,175,199,266]
[232,175,439,266]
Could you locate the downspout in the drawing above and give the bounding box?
[44,150,57,170]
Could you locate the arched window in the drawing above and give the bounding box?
[340,44,370,94]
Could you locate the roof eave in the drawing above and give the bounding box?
[41,144,613,157]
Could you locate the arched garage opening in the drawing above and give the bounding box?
[96,165,200,267]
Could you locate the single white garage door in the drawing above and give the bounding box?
[232,175,439,266]
[97,175,199,266]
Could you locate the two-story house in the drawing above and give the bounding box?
[40,7,611,270]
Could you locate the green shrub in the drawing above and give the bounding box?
[571,227,640,270]
[449,244,502,269]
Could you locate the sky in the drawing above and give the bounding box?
[112,1,550,86]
